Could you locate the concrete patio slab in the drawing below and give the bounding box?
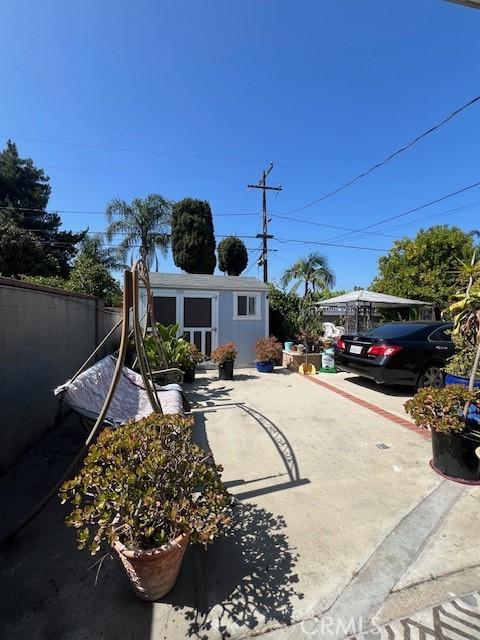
[0,367,478,640]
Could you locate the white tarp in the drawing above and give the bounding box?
[314,289,433,308]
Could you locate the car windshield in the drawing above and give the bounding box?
[364,323,431,339]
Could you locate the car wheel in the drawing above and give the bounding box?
[417,365,444,389]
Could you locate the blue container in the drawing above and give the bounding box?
[256,360,274,373]
[284,341,293,352]
[445,373,480,389]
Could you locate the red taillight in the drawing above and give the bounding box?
[336,339,346,350]
[367,344,402,357]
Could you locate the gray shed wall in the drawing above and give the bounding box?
[218,291,267,366]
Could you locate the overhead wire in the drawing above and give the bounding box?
[275,94,480,215]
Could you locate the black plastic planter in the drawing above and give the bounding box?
[219,360,234,380]
[183,367,195,384]
[431,428,480,483]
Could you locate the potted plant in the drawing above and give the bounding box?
[211,342,237,380]
[59,414,231,601]
[255,336,283,373]
[405,385,480,482]
[178,343,203,383]
[299,329,318,353]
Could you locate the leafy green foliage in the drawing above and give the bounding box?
[106,194,172,270]
[372,225,477,312]
[281,252,335,297]
[405,385,480,434]
[59,414,232,554]
[445,334,480,380]
[211,342,237,364]
[68,254,121,305]
[268,284,302,343]
[145,323,203,371]
[255,336,283,362]
[217,236,248,276]
[0,140,85,277]
[171,198,216,274]
[21,237,122,305]
[0,220,59,277]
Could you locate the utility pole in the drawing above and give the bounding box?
[248,162,282,283]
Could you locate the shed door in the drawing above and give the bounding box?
[181,295,217,358]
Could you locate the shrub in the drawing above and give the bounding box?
[59,414,232,554]
[255,336,283,362]
[404,385,480,434]
[211,342,237,364]
[444,334,480,380]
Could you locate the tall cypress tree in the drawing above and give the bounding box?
[171,198,216,274]
[0,140,85,277]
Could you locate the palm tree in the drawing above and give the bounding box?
[281,251,335,297]
[105,194,172,271]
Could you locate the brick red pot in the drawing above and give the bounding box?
[114,532,189,601]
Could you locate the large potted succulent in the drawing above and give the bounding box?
[211,342,237,380]
[60,414,231,600]
[255,336,283,373]
[405,385,480,482]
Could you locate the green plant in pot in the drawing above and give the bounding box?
[178,342,204,383]
[59,414,232,601]
[211,342,237,380]
[255,336,283,373]
[405,385,480,482]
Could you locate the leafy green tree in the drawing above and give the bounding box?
[268,283,303,343]
[171,198,216,274]
[68,254,121,305]
[371,225,477,315]
[105,194,172,271]
[217,236,248,276]
[0,140,84,276]
[22,236,122,305]
[281,251,335,297]
[79,235,124,270]
[0,220,59,277]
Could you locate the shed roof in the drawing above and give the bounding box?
[314,289,433,308]
[147,272,268,291]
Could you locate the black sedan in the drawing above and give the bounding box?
[334,321,454,388]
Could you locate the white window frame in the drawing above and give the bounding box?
[233,292,261,320]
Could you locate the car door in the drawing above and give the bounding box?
[427,325,455,365]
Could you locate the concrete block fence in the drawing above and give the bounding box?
[0,277,122,471]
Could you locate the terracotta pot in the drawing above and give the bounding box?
[114,532,189,601]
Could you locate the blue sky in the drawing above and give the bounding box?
[1,0,479,289]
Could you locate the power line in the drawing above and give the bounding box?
[275,238,388,252]
[0,134,271,166]
[276,94,480,215]
[323,178,480,243]
[271,213,398,239]
[43,164,248,182]
[0,204,259,217]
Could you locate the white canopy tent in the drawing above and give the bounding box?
[314,289,434,333]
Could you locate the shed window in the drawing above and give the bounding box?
[234,293,260,319]
[152,296,177,326]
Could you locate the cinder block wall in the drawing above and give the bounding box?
[0,278,120,471]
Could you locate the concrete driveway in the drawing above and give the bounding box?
[1,367,479,640]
